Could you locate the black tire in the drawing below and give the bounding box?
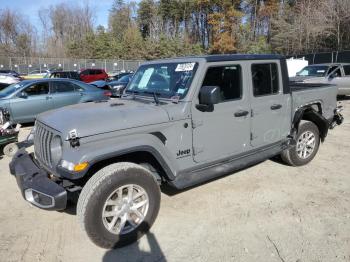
[281,121,320,166]
[77,162,161,249]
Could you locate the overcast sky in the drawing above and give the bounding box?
[1,0,116,29]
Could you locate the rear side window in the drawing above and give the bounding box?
[252,63,279,96]
[52,81,76,93]
[24,82,49,96]
[95,70,103,74]
[343,65,350,76]
[202,65,242,102]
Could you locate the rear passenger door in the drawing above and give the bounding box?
[50,81,81,109]
[249,62,290,147]
[192,63,251,163]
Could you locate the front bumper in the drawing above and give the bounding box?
[9,149,67,210]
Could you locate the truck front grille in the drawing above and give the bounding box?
[34,122,54,168]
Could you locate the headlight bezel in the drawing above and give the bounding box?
[50,135,63,165]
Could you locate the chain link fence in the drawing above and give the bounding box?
[288,50,350,65]
[0,57,144,74]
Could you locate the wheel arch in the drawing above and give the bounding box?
[293,104,329,142]
[84,146,175,183]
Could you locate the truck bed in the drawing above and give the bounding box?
[290,82,337,120]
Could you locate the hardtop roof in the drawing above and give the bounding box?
[144,54,284,64]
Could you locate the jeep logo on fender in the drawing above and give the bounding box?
[176,149,191,158]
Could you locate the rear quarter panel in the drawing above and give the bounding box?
[291,84,337,120]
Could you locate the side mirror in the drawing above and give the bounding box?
[19,91,28,98]
[196,86,221,112]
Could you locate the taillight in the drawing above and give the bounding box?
[104,91,112,97]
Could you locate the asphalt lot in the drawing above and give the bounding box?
[0,98,350,262]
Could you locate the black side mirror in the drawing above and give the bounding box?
[196,86,221,112]
[19,91,28,98]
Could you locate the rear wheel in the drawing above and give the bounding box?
[77,162,161,249]
[281,121,320,166]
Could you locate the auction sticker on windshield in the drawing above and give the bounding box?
[175,63,195,72]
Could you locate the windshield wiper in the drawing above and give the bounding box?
[125,90,139,99]
[142,91,161,105]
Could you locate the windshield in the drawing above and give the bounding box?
[297,65,329,77]
[0,82,27,97]
[126,62,198,99]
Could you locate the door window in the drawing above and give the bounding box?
[202,65,242,102]
[24,82,49,96]
[252,63,279,96]
[52,81,76,93]
[328,66,342,77]
[343,65,350,76]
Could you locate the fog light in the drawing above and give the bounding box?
[24,189,54,208]
[60,160,89,172]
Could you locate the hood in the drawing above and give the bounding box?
[289,75,325,83]
[37,99,170,139]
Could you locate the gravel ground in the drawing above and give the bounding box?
[0,99,349,262]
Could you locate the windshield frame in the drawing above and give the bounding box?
[125,62,199,100]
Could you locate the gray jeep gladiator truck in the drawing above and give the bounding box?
[10,54,343,248]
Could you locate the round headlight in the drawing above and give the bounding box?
[50,136,62,165]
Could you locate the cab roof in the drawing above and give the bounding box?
[144,54,284,64]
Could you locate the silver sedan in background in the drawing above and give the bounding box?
[0,78,111,123]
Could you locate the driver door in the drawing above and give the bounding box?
[192,63,251,163]
[10,82,52,122]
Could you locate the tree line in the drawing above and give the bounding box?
[0,0,349,60]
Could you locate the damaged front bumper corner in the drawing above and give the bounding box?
[9,149,67,210]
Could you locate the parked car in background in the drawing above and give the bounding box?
[45,71,80,80]
[79,69,108,83]
[108,71,134,81]
[22,69,50,79]
[290,63,350,96]
[0,74,21,88]
[0,70,21,78]
[0,78,111,123]
[89,80,110,90]
[108,74,133,97]
[90,73,133,97]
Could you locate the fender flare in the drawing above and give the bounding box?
[86,145,176,181]
[293,107,329,142]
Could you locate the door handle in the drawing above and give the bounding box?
[234,110,249,117]
[46,96,52,100]
[271,104,282,110]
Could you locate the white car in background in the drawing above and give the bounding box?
[0,74,21,88]
[290,63,350,96]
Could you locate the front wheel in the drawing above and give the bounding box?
[281,121,320,166]
[77,162,161,249]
